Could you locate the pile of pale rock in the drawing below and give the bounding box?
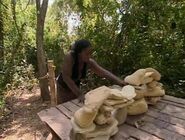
[71,85,136,140]
[124,68,165,115]
[70,68,165,140]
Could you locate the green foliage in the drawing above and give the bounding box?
[11,62,38,90]
[73,0,185,97]
[1,0,36,85]
[0,0,185,101]
[43,0,75,75]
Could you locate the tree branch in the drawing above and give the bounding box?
[21,0,30,12]
[40,0,48,19]
[0,1,8,9]
[11,0,21,36]
[36,0,41,11]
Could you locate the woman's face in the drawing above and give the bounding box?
[79,47,92,62]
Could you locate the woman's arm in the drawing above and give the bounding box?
[88,59,126,86]
[62,53,82,96]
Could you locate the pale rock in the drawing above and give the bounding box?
[134,84,147,90]
[88,129,118,140]
[144,86,165,97]
[145,96,162,105]
[134,91,145,100]
[89,135,110,140]
[145,68,161,81]
[99,105,114,112]
[70,131,86,140]
[85,86,111,109]
[108,85,136,101]
[113,107,127,125]
[86,118,118,138]
[109,85,122,90]
[141,72,154,84]
[94,111,112,125]
[127,98,148,115]
[71,117,96,133]
[121,85,136,100]
[104,99,128,106]
[108,88,125,100]
[147,81,158,88]
[124,69,146,86]
[74,86,112,128]
[113,99,134,109]
[74,107,98,128]
[94,106,112,125]
[134,84,147,99]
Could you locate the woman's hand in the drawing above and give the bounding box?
[122,80,129,86]
[118,79,128,87]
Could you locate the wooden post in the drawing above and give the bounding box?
[47,60,57,106]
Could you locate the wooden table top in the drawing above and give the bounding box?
[38,95,185,140]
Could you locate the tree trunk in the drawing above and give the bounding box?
[36,0,50,101]
[0,0,4,61]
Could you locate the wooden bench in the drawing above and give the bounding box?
[37,95,185,140]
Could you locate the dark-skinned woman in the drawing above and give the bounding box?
[56,39,127,104]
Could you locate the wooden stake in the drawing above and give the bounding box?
[47,60,57,106]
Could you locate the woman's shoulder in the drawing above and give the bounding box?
[87,58,98,67]
[64,51,73,63]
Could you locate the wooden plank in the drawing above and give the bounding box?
[63,101,80,113]
[118,124,162,140]
[56,104,73,119]
[139,122,185,140]
[47,60,57,106]
[71,99,83,107]
[147,108,185,129]
[111,134,128,140]
[112,127,130,140]
[38,95,185,140]
[148,107,160,113]
[37,107,72,140]
[160,99,185,109]
[149,102,185,120]
[112,135,137,140]
[126,115,185,140]
[163,95,185,105]
[149,101,168,111]
[160,104,185,120]
[167,123,185,137]
[144,115,185,136]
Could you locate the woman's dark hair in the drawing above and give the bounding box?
[71,39,91,79]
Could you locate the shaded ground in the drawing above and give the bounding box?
[0,86,50,140]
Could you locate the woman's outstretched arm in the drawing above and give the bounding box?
[88,59,126,86]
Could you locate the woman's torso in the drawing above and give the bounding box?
[57,52,87,88]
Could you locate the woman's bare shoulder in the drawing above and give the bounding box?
[87,58,98,68]
[62,52,73,73]
[64,52,73,63]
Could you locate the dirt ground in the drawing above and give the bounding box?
[0,86,50,140]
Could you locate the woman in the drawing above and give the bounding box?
[56,39,126,104]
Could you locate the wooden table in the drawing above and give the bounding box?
[38,95,185,140]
